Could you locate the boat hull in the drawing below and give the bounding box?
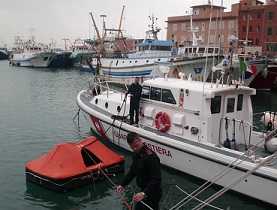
[30,52,55,68]
[0,50,8,60]
[88,115,277,206]
[77,90,277,206]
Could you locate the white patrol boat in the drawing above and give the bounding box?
[77,76,277,206]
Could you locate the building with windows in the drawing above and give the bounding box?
[166,3,239,53]
[239,0,277,56]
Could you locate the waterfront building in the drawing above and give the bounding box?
[166,2,239,53]
[239,0,277,56]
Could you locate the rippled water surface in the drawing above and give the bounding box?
[0,60,276,210]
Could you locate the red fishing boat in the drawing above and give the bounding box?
[25,136,125,192]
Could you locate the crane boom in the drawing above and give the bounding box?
[89,12,101,41]
[117,5,125,39]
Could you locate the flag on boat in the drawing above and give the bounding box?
[239,58,247,73]
[239,58,257,79]
[245,64,257,79]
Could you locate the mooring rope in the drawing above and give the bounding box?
[169,137,266,210]
[192,152,277,210]
[83,149,153,210]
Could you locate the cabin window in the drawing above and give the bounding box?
[211,96,221,114]
[208,48,214,53]
[237,94,243,111]
[150,87,161,101]
[227,98,235,113]
[162,89,176,104]
[141,86,150,99]
[198,48,205,53]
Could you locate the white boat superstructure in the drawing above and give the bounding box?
[90,39,174,84]
[77,76,277,206]
[10,37,55,68]
[11,48,54,67]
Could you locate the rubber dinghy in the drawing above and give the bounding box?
[25,136,125,192]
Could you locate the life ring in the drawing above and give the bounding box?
[155,112,171,133]
[90,116,107,138]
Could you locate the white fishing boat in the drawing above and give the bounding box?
[88,13,222,84]
[10,49,54,68]
[77,75,277,207]
[10,37,55,68]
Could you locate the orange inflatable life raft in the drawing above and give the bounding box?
[25,136,125,192]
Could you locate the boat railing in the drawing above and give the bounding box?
[88,76,127,100]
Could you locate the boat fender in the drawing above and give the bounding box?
[265,137,277,153]
[224,118,231,149]
[155,112,171,133]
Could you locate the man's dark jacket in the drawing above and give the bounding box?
[121,145,162,197]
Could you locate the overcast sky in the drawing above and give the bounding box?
[0,0,239,48]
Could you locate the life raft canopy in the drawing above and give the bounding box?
[25,136,125,191]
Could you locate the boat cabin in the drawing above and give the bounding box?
[139,78,256,146]
[128,39,174,59]
[177,46,221,58]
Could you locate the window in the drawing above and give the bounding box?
[268,27,273,36]
[243,26,246,32]
[162,89,176,104]
[268,12,273,20]
[198,48,205,53]
[182,23,186,31]
[228,20,234,30]
[150,87,161,101]
[227,98,235,113]
[211,96,221,114]
[141,86,150,99]
[208,48,214,53]
[173,24,178,32]
[237,94,243,111]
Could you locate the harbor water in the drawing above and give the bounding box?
[0,60,276,210]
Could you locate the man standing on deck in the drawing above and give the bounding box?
[126,77,142,125]
[116,132,162,210]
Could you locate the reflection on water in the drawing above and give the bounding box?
[1,60,277,210]
[25,177,122,210]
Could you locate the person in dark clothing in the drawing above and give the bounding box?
[116,132,162,210]
[126,77,142,125]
